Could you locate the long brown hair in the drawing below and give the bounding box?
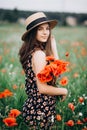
[19,25,53,69]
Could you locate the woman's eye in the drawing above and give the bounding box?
[38,26,50,31]
[38,28,42,31]
[46,27,50,30]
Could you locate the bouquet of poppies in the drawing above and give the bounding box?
[37,56,69,86]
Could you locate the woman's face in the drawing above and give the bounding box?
[36,23,50,42]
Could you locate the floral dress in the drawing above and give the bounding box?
[22,54,56,129]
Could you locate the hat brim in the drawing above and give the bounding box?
[21,20,58,41]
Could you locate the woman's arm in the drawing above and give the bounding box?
[32,50,68,97]
[51,35,59,59]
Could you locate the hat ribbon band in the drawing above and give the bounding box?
[26,17,48,30]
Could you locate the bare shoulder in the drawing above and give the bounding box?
[33,50,46,59]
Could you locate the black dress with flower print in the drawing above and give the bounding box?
[22,54,56,129]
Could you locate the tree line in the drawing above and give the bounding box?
[0,8,87,26]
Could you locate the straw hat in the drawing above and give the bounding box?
[21,12,58,41]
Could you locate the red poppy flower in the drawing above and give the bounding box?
[78,97,84,103]
[83,118,87,122]
[37,56,69,84]
[65,120,74,126]
[3,117,18,127]
[0,92,7,98]
[76,120,83,125]
[0,55,2,62]
[73,72,79,78]
[68,103,75,111]
[21,69,25,75]
[65,52,69,57]
[82,128,87,130]
[8,109,21,118]
[37,64,53,83]
[53,60,69,75]
[13,84,18,90]
[3,89,13,97]
[46,56,55,61]
[56,114,62,121]
[0,89,13,98]
[59,76,68,86]
[50,62,59,76]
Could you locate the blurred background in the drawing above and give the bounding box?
[0,0,87,26]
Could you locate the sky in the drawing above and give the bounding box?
[0,0,87,14]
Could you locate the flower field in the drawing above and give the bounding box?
[0,23,87,130]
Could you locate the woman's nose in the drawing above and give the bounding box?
[43,29,47,34]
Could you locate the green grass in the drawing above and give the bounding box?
[0,23,87,130]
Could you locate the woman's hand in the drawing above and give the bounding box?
[51,35,56,46]
[61,88,68,101]
[61,95,67,101]
[51,35,59,59]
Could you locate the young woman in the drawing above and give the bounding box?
[19,12,68,130]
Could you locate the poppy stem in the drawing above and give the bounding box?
[61,116,64,130]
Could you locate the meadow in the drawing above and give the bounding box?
[0,23,87,130]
